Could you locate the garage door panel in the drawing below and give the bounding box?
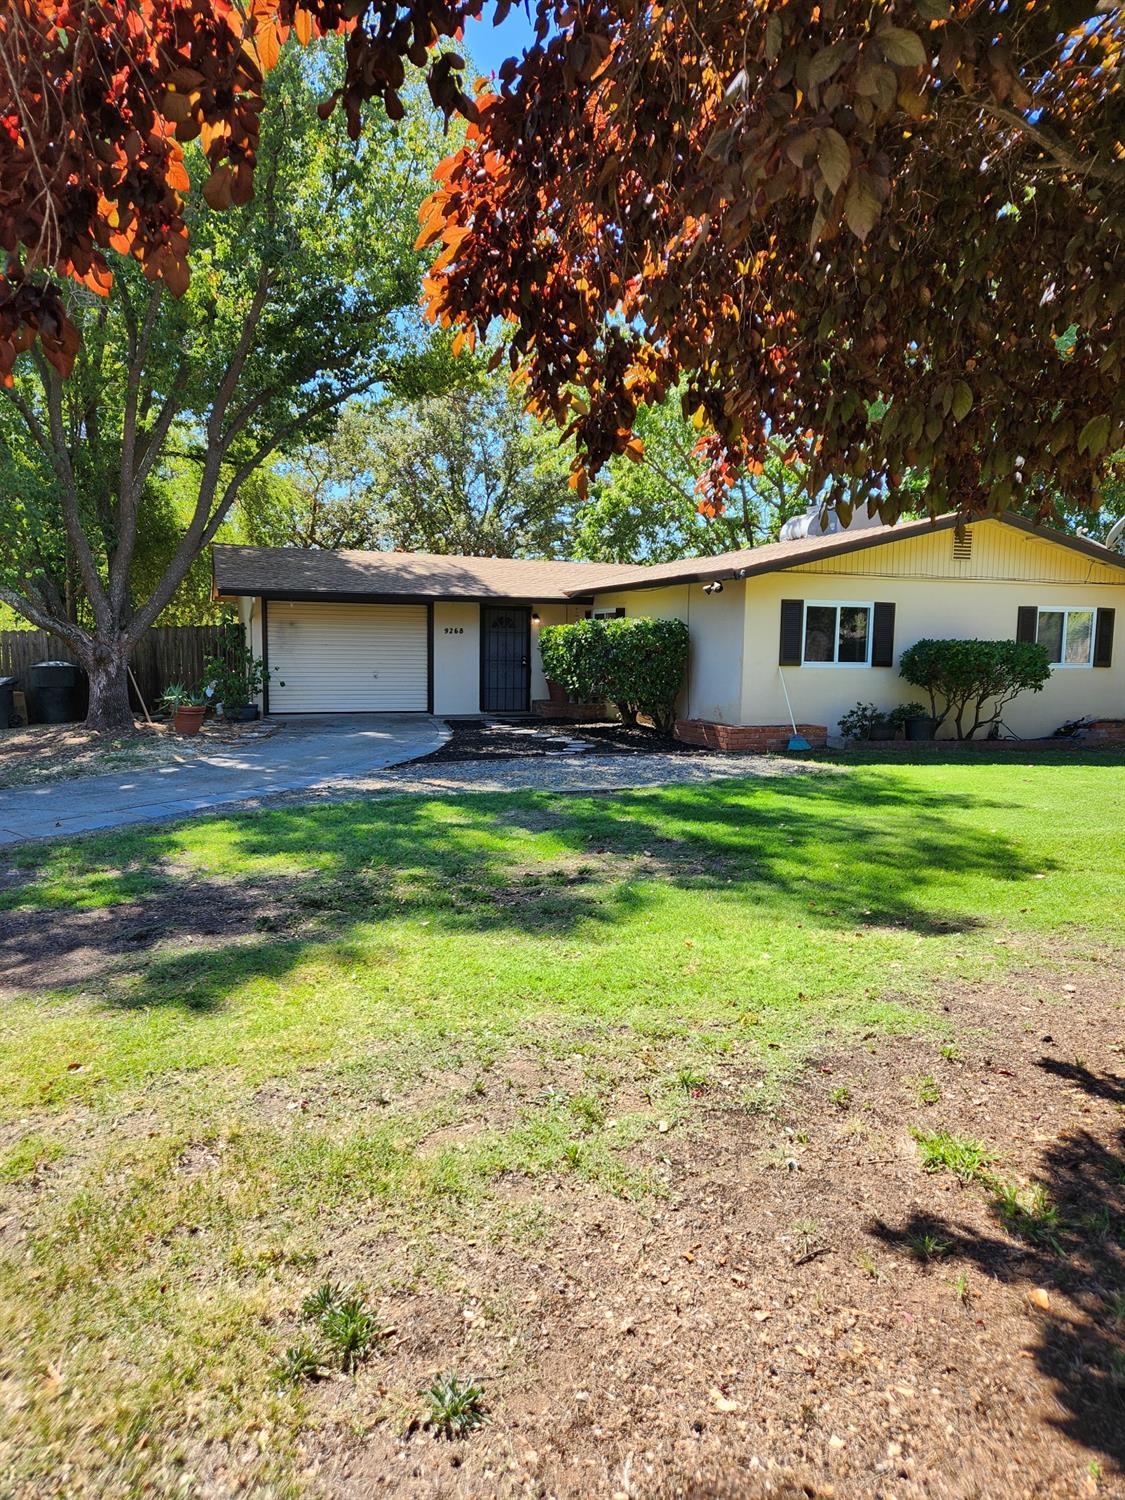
[267,602,429,712]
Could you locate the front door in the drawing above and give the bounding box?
[481,606,531,713]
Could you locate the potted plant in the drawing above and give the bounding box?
[161,683,206,736]
[838,702,885,742]
[201,624,268,722]
[894,701,937,741]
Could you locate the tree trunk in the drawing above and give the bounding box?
[84,643,134,732]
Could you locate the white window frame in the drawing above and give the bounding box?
[1035,606,1098,669]
[800,600,875,668]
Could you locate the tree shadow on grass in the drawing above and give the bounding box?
[1,768,1053,1008]
[869,1059,1125,1471]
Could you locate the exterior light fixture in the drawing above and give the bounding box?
[531,611,541,624]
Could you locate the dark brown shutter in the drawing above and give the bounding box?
[1093,608,1114,668]
[871,602,896,667]
[1016,605,1038,644]
[779,600,803,665]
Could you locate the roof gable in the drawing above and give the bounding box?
[576,513,1125,596]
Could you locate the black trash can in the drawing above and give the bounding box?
[26,660,87,725]
[0,675,18,729]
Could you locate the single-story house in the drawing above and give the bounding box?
[211,512,1125,745]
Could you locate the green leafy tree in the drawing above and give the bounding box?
[0,41,452,728]
[899,638,1051,740]
[574,395,809,563]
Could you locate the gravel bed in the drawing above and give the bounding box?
[217,748,836,816]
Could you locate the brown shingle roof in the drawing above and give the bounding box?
[212,544,643,602]
[214,515,1125,604]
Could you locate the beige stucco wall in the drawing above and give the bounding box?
[432,600,480,715]
[591,521,1125,736]
[587,582,746,723]
[744,522,1125,736]
[432,600,586,714]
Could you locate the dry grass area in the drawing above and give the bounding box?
[297,966,1124,1500]
[0,718,274,789]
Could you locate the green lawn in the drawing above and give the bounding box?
[0,756,1121,1494]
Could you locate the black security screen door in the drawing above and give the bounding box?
[481,606,531,712]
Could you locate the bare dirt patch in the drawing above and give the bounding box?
[0,717,278,790]
[301,965,1124,1500]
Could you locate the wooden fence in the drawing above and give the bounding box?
[0,625,240,713]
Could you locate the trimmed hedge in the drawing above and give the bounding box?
[898,637,1050,739]
[539,616,689,732]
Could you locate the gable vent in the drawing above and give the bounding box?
[952,529,973,560]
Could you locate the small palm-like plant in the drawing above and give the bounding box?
[271,1340,323,1388]
[301,1281,344,1323]
[322,1295,379,1372]
[422,1372,487,1439]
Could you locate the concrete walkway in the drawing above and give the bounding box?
[0,715,448,846]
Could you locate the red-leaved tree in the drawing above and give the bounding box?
[3,0,1123,525]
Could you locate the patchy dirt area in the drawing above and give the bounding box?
[418,718,719,763]
[0,717,277,789]
[297,966,1124,1500]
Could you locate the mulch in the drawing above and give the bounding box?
[417,718,717,764]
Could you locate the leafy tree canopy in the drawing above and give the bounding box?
[0,38,455,724]
[2,0,1121,533]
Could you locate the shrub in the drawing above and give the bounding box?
[837,701,885,741]
[898,638,1050,739]
[538,616,689,732]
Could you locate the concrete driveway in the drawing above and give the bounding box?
[0,715,448,846]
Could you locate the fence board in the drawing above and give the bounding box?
[0,625,240,714]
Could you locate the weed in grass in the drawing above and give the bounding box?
[322,1294,380,1372]
[790,1217,822,1256]
[739,1084,774,1116]
[568,1093,605,1133]
[675,1066,708,1095]
[300,1281,344,1323]
[908,1231,952,1263]
[991,1179,1065,1253]
[952,1271,971,1304]
[422,1372,487,1439]
[561,1140,585,1171]
[912,1074,941,1105]
[856,1251,882,1280]
[939,1042,963,1064]
[829,1085,851,1109]
[911,1128,995,1183]
[271,1341,323,1388]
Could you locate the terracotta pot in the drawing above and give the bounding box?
[173,704,206,736]
[546,679,570,705]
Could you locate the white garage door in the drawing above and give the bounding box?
[266,601,429,712]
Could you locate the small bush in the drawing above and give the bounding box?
[538,616,689,732]
[898,638,1050,739]
[422,1372,487,1438]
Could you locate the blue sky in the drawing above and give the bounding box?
[462,4,540,80]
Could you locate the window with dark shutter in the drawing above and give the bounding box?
[779,600,803,665]
[871,603,896,667]
[1016,606,1038,644]
[1093,608,1115,668]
